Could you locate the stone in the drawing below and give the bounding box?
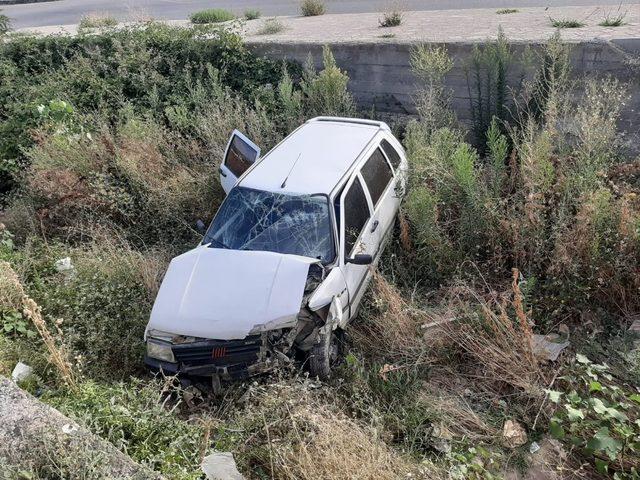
[201,451,245,480]
[11,362,33,383]
[0,377,162,478]
[503,419,527,448]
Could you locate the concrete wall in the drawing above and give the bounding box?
[248,39,640,137]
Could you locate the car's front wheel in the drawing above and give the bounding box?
[308,329,341,380]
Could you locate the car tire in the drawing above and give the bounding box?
[308,329,341,380]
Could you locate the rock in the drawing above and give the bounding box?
[531,334,569,362]
[0,377,162,478]
[11,362,33,383]
[54,257,73,272]
[201,451,245,480]
[503,419,527,448]
[628,314,640,335]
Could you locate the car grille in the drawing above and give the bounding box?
[172,335,262,367]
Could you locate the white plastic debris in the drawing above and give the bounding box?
[61,423,78,435]
[11,362,33,383]
[532,334,570,362]
[529,441,541,454]
[54,257,74,272]
[201,451,245,480]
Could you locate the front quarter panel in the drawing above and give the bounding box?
[308,267,348,313]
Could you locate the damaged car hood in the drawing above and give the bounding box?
[146,246,318,340]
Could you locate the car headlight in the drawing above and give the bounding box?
[147,340,176,363]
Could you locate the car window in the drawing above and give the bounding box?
[361,148,393,207]
[343,177,370,257]
[204,187,335,263]
[381,139,401,169]
[225,135,259,177]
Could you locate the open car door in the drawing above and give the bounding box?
[219,130,261,194]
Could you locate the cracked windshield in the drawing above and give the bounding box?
[204,187,335,262]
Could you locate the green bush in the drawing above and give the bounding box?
[78,13,118,29]
[0,11,9,35]
[190,8,235,24]
[300,0,326,16]
[244,9,261,20]
[0,24,292,201]
[47,379,206,479]
[404,36,639,320]
[257,17,285,35]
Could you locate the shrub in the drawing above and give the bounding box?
[257,18,285,35]
[300,0,326,17]
[599,9,627,26]
[0,10,10,35]
[78,13,118,29]
[0,24,290,201]
[190,8,235,24]
[300,46,355,118]
[496,8,518,14]
[466,27,513,150]
[47,379,206,479]
[244,9,261,20]
[379,8,403,27]
[550,17,585,28]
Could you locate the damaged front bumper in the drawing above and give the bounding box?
[144,332,291,381]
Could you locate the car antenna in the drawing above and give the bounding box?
[280,153,302,189]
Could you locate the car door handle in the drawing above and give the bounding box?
[218,167,227,177]
[370,220,379,233]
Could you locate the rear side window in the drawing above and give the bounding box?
[361,148,393,207]
[343,177,370,257]
[225,135,259,177]
[381,139,401,169]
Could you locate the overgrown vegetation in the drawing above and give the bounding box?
[1,22,639,480]
[0,10,10,35]
[550,17,585,28]
[379,6,403,27]
[244,9,261,20]
[300,0,326,17]
[257,18,286,35]
[78,13,118,30]
[599,9,627,27]
[189,8,235,24]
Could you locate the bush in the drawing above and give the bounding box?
[47,379,206,479]
[0,11,10,35]
[78,13,118,29]
[257,18,285,35]
[0,24,291,200]
[190,8,235,24]
[244,9,261,20]
[496,8,518,14]
[550,17,585,28]
[300,46,355,118]
[379,9,403,27]
[300,0,326,17]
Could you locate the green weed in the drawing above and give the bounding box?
[190,8,235,24]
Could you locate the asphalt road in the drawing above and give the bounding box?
[2,0,637,29]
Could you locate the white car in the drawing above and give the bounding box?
[144,117,408,384]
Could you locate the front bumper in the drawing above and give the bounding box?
[144,334,278,380]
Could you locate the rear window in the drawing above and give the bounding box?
[361,148,393,207]
[381,139,401,169]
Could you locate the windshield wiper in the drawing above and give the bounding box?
[207,238,230,249]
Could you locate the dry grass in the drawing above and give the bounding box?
[1,260,77,389]
[236,379,431,480]
[444,270,544,398]
[352,271,453,367]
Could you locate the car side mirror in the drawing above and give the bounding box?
[346,254,373,265]
[195,219,206,235]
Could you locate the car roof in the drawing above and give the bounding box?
[239,117,388,196]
